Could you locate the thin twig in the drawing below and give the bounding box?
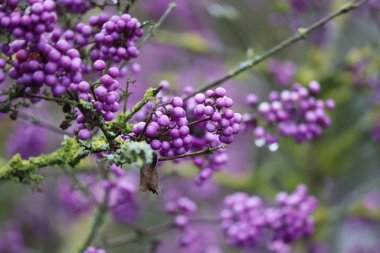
[137,2,177,48]
[158,145,226,161]
[188,117,211,127]
[124,86,163,122]
[182,0,369,101]
[17,111,67,135]
[26,94,69,104]
[106,216,220,248]
[77,190,110,253]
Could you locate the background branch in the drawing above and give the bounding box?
[183,0,369,100]
[105,216,220,248]
[158,145,227,161]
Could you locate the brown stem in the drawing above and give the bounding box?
[158,145,226,161]
[26,94,69,104]
[188,117,211,127]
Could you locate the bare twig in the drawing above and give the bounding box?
[158,145,226,161]
[105,216,220,248]
[137,2,177,48]
[183,0,369,100]
[17,111,67,135]
[77,190,110,253]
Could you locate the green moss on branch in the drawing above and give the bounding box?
[0,137,110,183]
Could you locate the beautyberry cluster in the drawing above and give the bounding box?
[191,133,229,185]
[132,87,241,184]
[133,96,192,157]
[105,165,138,223]
[267,184,318,243]
[57,176,94,218]
[59,0,90,13]
[184,87,241,184]
[58,165,138,223]
[0,58,5,84]
[220,185,318,251]
[89,14,144,63]
[247,81,335,149]
[165,197,198,247]
[220,193,266,248]
[84,247,106,253]
[76,61,121,140]
[192,87,241,145]
[0,0,57,40]
[9,38,83,97]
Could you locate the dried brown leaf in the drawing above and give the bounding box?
[139,153,159,194]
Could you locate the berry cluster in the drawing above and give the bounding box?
[0,58,5,84]
[89,14,144,63]
[220,185,318,251]
[57,176,94,218]
[165,197,198,247]
[58,0,90,13]
[191,132,229,185]
[268,184,318,243]
[104,165,139,223]
[76,60,121,140]
[84,247,107,253]
[220,193,266,248]
[133,96,192,157]
[246,81,335,148]
[57,164,139,223]
[131,87,241,184]
[0,0,57,40]
[192,87,241,145]
[0,222,30,253]
[9,38,83,97]
[187,87,241,183]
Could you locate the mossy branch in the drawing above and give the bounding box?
[0,137,111,183]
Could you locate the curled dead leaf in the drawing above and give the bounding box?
[139,152,160,194]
